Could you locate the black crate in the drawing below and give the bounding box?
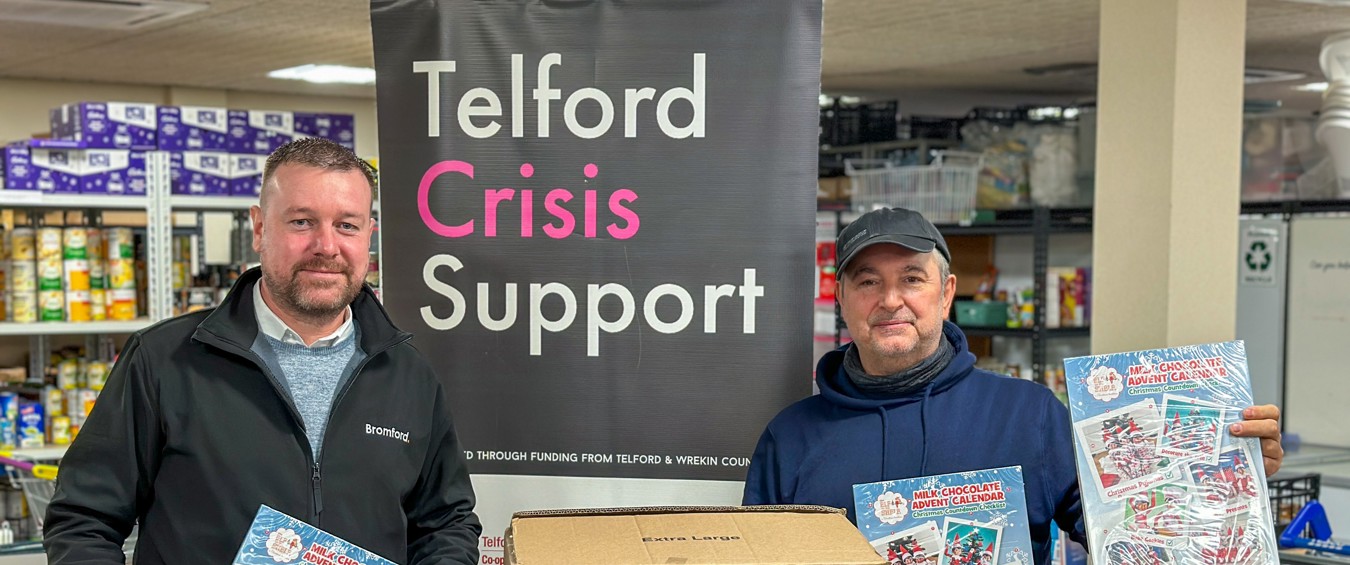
[821,100,901,147]
[859,101,899,143]
[904,116,964,141]
[1268,472,1320,537]
[820,105,862,147]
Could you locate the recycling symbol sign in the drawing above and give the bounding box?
[1241,228,1278,287]
[1246,241,1272,272]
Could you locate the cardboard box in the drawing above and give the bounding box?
[9,146,146,195]
[171,151,231,195]
[18,402,43,449]
[81,149,147,195]
[0,367,26,384]
[158,105,230,151]
[29,149,83,193]
[295,112,356,150]
[51,102,158,149]
[505,506,885,565]
[835,176,855,200]
[817,177,850,201]
[2,142,35,190]
[4,140,88,191]
[816,177,836,200]
[228,110,301,154]
[228,154,264,197]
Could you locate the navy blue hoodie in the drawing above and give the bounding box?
[743,321,1086,565]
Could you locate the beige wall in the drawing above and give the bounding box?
[0,78,378,157]
[0,78,164,144]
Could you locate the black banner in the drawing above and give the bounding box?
[371,0,821,481]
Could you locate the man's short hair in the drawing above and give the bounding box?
[261,137,376,205]
[933,250,952,284]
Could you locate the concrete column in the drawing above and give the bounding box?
[1092,0,1247,353]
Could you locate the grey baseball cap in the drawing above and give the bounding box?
[836,207,950,273]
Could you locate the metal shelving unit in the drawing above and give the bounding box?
[960,326,1092,339]
[144,152,174,323]
[1240,199,1350,216]
[7,445,69,461]
[0,192,147,210]
[954,207,1095,381]
[0,151,200,334]
[0,320,153,336]
[820,138,962,160]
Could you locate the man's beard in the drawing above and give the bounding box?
[262,258,363,321]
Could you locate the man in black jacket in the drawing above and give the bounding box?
[45,138,481,564]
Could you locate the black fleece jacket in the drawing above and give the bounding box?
[45,268,481,564]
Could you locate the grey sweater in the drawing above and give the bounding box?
[251,324,367,459]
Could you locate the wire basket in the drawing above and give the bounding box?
[4,466,53,532]
[845,151,982,225]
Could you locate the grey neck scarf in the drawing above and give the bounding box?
[843,336,955,399]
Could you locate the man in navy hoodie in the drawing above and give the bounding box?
[742,207,1283,565]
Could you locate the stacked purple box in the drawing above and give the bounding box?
[170,152,231,195]
[82,149,147,195]
[228,110,299,155]
[158,106,230,151]
[4,142,145,195]
[228,154,264,197]
[29,149,83,194]
[4,140,86,191]
[295,112,356,150]
[51,102,157,149]
[2,142,35,190]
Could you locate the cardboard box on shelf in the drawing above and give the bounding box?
[28,149,83,194]
[817,177,852,201]
[2,142,34,190]
[294,112,356,150]
[835,176,855,201]
[228,110,301,155]
[171,151,231,195]
[1045,267,1092,329]
[505,506,885,565]
[0,367,25,384]
[158,105,230,151]
[81,149,147,195]
[5,143,146,195]
[227,154,264,197]
[51,102,158,149]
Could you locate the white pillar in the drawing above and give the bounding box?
[1092,0,1247,352]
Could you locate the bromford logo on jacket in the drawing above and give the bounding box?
[366,423,411,443]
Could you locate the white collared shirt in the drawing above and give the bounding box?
[253,281,354,348]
